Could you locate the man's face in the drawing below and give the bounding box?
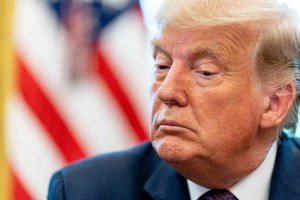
[149,24,268,181]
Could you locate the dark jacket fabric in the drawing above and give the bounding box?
[48,134,300,200]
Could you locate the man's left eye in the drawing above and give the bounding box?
[194,61,220,80]
[200,71,216,76]
[196,70,219,80]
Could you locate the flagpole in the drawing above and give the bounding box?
[0,0,15,199]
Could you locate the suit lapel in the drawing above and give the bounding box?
[143,160,190,200]
[269,134,300,199]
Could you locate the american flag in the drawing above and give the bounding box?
[8,0,151,198]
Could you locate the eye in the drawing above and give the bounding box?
[194,61,220,80]
[153,53,171,73]
[154,64,170,74]
[199,71,217,76]
[156,65,169,71]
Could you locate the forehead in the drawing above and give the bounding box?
[152,24,258,65]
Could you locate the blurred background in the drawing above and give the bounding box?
[0,0,299,199]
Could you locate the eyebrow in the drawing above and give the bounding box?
[151,39,171,59]
[189,47,218,59]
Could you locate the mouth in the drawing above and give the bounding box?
[158,119,190,131]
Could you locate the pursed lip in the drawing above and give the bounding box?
[158,119,191,130]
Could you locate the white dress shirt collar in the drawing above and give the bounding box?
[187,140,278,200]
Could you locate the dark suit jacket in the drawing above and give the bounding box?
[48,134,300,200]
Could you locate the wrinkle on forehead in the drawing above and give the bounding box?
[152,24,260,67]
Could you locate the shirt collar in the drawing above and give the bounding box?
[187,140,278,200]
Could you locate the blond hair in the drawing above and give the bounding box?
[155,0,300,131]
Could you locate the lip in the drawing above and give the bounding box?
[158,119,190,130]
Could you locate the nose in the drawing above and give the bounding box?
[157,64,188,106]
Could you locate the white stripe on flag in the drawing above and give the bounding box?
[7,94,65,199]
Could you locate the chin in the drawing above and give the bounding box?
[151,136,193,164]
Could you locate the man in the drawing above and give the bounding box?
[48,0,300,199]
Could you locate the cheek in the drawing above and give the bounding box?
[192,87,263,141]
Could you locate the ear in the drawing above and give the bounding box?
[260,83,296,129]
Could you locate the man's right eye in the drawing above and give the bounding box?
[155,65,170,72]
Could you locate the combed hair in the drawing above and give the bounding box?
[155,0,300,132]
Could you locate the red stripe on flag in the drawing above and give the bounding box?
[16,54,87,163]
[12,169,33,200]
[93,47,148,142]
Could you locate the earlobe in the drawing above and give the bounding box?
[260,83,296,129]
